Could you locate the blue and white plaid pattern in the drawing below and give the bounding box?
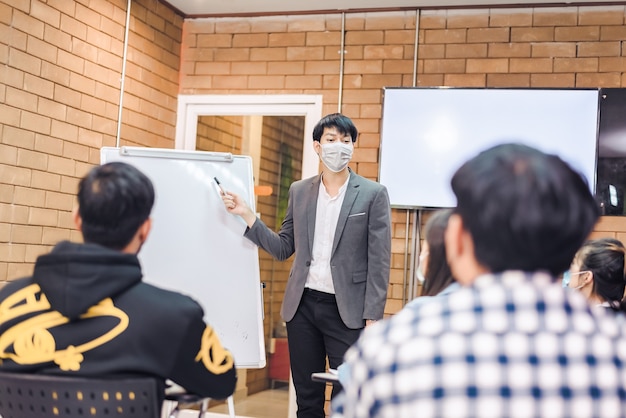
[334,271,626,418]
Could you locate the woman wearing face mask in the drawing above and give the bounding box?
[405,209,459,309]
[220,113,392,418]
[564,237,626,310]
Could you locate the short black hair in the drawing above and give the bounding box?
[312,113,358,142]
[575,238,626,303]
[78,162,155,250]
[451,143,599,276]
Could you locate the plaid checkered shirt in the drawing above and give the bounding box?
[333,271,626,418]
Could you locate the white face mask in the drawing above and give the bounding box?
[320,142,353,172]
[416,265,426,284]
[417,250,429,284]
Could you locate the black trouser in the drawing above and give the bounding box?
[286,288,363,418]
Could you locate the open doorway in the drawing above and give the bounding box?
[195,114,302,398]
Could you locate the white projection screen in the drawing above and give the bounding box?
[379,88,600,208]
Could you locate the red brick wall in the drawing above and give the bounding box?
[1,0,182,282]
[196,115,243,153]
[179,6,626,318]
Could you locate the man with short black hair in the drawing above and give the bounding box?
[335,143,626,418]
[0,162,237,408]
[223,113,391,418]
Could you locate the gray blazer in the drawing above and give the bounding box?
[244,171,391,329]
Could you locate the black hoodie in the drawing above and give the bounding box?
[0,241,236,401]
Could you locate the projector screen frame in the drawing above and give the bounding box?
[378,86,601,209]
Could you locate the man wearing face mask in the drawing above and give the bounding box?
[0,162,237,411]
[221,113,391,418]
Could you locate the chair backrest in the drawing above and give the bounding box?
[0,372,160,418]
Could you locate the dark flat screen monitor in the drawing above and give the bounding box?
[596,88,626,215]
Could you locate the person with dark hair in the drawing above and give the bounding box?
[333,143,626,418]
[416,209,457,299]
[402,209,458,310]
[0,162,237,410]
[221,113,391,418]
[564,237,626,310]
[77,162,156,250]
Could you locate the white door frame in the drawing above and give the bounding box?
[175,94,323,179]
[175,94,322,418]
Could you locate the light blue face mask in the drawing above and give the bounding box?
[562,270,572,288]
[562,270,589,289]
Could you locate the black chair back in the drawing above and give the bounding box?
[0,372,160,418]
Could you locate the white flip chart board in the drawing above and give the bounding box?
[101,146,265,368]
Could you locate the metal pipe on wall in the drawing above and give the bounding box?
[402,211,410,305]
[116,0,132,148]
[404,9,422,305]
[412,9,421,88]
[337,12,346,113]
[405,209,424,304]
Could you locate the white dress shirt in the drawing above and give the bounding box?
[305,175,349,294]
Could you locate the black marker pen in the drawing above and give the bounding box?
[214,177,227,196]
